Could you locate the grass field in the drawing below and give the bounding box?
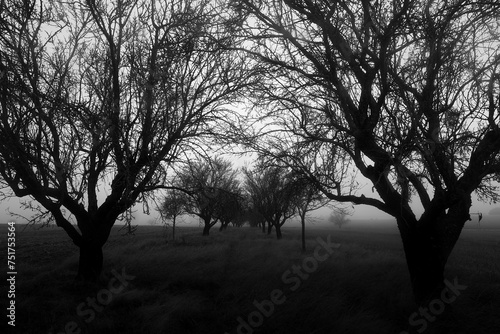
[1,219,499,334]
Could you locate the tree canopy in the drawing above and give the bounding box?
[231,0,500,303]
[243,164,299,239]
[0,0,252,279]
[176,157,241,235]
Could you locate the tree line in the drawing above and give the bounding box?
[158,156,332,248]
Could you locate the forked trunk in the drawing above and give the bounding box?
[397,211,467,306]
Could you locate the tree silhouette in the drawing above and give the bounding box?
[233,0,500,304]
[329,208,351,229]
[0,0,251,280]
[177,157,240,236]
[243,164,299,239]
[293,176,330,252]
[159,189,187,241]
[215,188,244,231]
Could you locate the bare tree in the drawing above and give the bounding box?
[242,201,267,230]
[177,157,240,236]
[0,0,251,280]
[243,164,298,239]
[216,188,244,231]
[233,0,500,305]
[158,189,187,241]
[293,176,330,252]
[329,208,351,229]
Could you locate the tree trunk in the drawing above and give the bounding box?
[398,211,467,306]
[400,229,461,334]
[202,225,210,235]
[172,217,176,241]
[77,241,103,281]
[202,222,211,236]
[275,224,282,240]
[404,235,446,304]
[301,216,306,252]
[199,215,213,236]
[219,221,228,231]
[75,216,115,282]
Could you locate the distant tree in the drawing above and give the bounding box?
[243,164,298,239]
[245,205,266,230]
[0,0,251,280]
[216,189,244,231]
[293,176,330,252]
[231,213,247,227]
[159,190,187,241]
[329,208,351,229]
[236,193,266,229]
[178,157,240,236]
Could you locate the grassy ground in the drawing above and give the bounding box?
[1,222,499,334]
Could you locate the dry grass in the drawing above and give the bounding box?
[1,223,499,334]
